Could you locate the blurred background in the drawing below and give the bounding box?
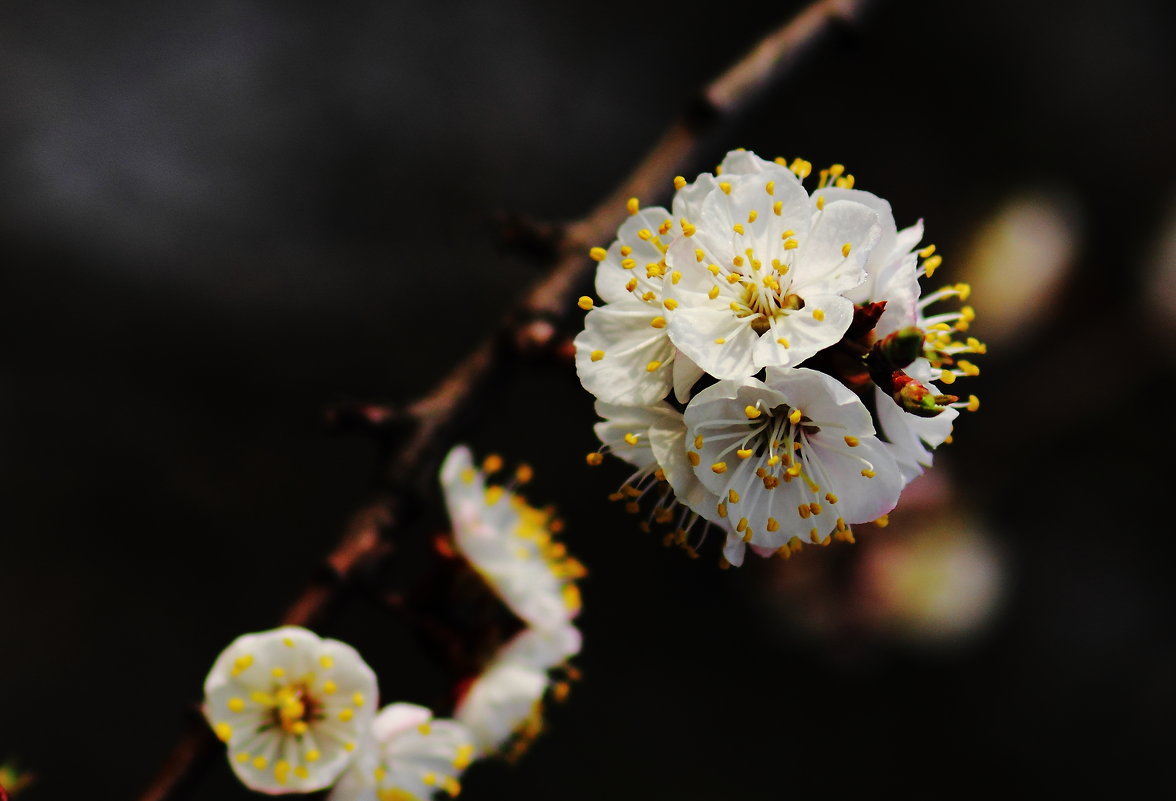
[2,0,1175,797]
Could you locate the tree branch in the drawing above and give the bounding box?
[135,1,874,798]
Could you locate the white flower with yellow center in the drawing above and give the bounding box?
[454,625,581,756]
[574,204,704,406]
[440,446,585,631]
[682,367,903,567]
[661,152,881,380]
[330,704,475,801]
[203,626,378,794]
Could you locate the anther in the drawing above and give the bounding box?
[844,435,859,447]
[674,176,686,189]
[650,316,666,329]
[623,433,639,446]
[577,296,594,310]
[788,408,802,424]
[585,453,603,466]
[745,405,762,419]
[812,309,825,321]
[711,462,728,474]
[590,350,604,362]
[589,247,607,262]
[841,243,852,257]
[626,197,639,214]
[664,298,678,310]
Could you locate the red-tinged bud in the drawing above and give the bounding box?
[846,301,888,340]
[893,373,957,417]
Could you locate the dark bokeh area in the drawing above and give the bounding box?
[3,0,1175,798]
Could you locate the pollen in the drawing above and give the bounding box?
[645,360,661,372]
[816,195,826,210]
[783,238,798,250]
[861,469,876,478]
[812,309,825,321]
[745,405,762,419]
[719,181,732,194]
[711,462,728,474]
[664,298,679,310]
[708,286,721,299]
[844,435,859,447]
[623,432,639,446]
[737,448,754,459]
[626,197,640,214]
[747,210,758,223]
[733,223,745,235]
[590,350,604,362]
[674,175,687,189]
[589,247,607,262]
[650,316,666,328]
[577,296,594,310]
[687,451,700,466]
[728,489,740,503]
[773,200,783,215]
[788,408,802,425]
[841,243,852,257]
[777,337,790,347]
[585,452,603,466]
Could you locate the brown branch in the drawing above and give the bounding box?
[135,1,874,798]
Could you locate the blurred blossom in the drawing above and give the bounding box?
[330,703,475,801]
[1143,193,1176,342]
[960,192,1078,346]
[203,626,379,794]
[762,469,1005,648]
[0,759,33,798]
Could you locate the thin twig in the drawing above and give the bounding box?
[135,1,873,798]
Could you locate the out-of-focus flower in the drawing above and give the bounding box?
[203,626,379,794]
[760,470,1005,648]
[577,149,983,565]
[1144,194,1176,345]
[440,446,585,632]
[454,625,581,757]
[960,192,1077,346]
[330,704,475,801]
[0,759,33,798]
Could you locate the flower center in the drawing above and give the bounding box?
[266,683,320,735]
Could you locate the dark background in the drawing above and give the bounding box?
[3,0,1175,798]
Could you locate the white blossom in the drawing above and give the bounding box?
[661,153,880,380]
[203,626,378,794]
[440,446,584,632]
[454,625,580,756]
[330,704,475,801]
[681,368,903,567]
[573,207,703,406]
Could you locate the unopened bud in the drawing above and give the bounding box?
[846,301,888,341]
[893,373,957,417]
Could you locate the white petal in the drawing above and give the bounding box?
[794,199,878,294]
[574,302,674,405]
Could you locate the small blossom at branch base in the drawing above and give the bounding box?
[330,704,476,801]
[454,625,581,757]
[203,626,378,794]
[440,446,586,632]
